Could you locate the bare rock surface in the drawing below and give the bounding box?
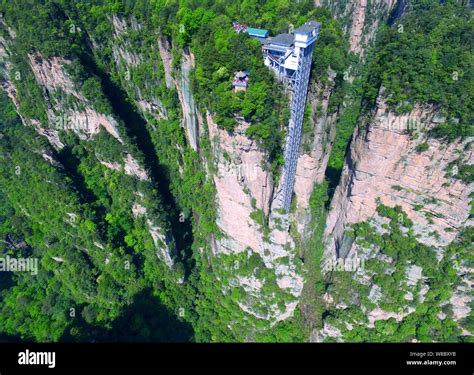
[207,112,304,321]
[325,98,473,257]
[28,52,85,101]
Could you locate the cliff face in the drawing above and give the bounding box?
[28,52,124,142]
[293,75,338,238]
[201,61,347,324]
[317,0,397,55]
[294,80,336,209]
[325,95,473,258]
[86,13,305,328]
[154,26,199,151]
[176,51,199,151]
[319,88,473,340]
[207,112,304,323]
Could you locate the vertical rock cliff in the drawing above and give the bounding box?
[317,0,398,55]
[319,90,473,340]
[325,97,472,257]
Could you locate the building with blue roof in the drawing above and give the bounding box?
[246,27,269,38]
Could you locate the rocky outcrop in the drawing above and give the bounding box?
[123,153,149,181]
[311,321,343,342]
[27,52,123,143]
[41,152,63,169]
[349,0,368,54]
[207,112,304,322]
[367,306,416,328]
[207,112,294,256]
[208,113,273,224]
[51,108,122,142]
[0,24,30,127]
[325,96,473,258]
[110,14,142,67]
[110,15,168,121]
[100,153,150,182]
[1,29,67,150]
[158,37,175,90]
[1,33,69,149]
[147,218,173,268]
[346,0,398,55]
[26,52,146,181]
[132,195,173,267]
[290,72,338,240]
[156,35,198,150]
[111,14,128,35]
[319,0,397,55]
[294,75,337,209]
[175,51,199,151]
[316,79,473,338]
[137,99,168,120]
[28,53,86,101]
[32,121,65,149]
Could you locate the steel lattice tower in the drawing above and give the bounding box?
[279,21,320,212]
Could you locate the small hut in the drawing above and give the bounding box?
[232,71,249,92]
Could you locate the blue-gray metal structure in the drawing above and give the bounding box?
[246,20,320,213]
[279,24,319,212]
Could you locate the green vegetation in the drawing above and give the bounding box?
[446,158,474,184]
[457,164,474,184]
[0,86,195,341]
[325,0,473,200]
[415,142,429,153]
[296,181,330,335]
[324,205,472,342]
[364,0,473,139]
[0,0,197,341]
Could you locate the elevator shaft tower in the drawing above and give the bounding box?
[279,20,320,212]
